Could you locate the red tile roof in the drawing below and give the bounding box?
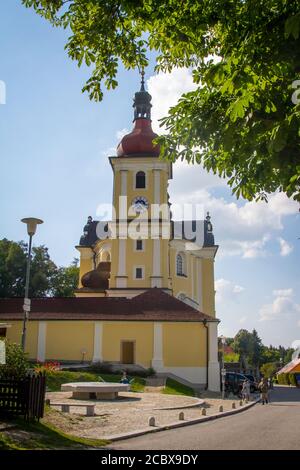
[0,288,217,322]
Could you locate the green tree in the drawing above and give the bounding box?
[52,259,79,297]
[29,245,57,297]
[0,239,78,298]
[0,239,27,297]
[260,362,278,378]
[248,329,263,368]
[232,329,253,369]
[22,0,300,201]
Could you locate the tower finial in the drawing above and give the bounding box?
[140,68,145,91]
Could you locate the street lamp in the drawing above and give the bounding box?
[21,217,43,351]
[220,335,226,399]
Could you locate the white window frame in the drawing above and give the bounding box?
[176,252,187,277]
[134,265,145,280]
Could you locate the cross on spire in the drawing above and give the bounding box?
[140,68,145,91]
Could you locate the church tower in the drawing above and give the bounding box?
[108,72,172,295]
[76,75,218,320]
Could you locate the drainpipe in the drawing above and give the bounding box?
[203,319,209,390]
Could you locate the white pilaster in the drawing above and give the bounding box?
[208,321,220,392]
[93,322,103,362]
[120,169,127,196]
[116,239,127,288]
[197,258,203,311]
[153,169,161,205]
[152,322,164,370]
[37,321,46,362]
[151,239,162,287]
[191,255,194,300]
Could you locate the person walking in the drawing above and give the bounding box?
[258,377,269,404]
[242,379,251,401]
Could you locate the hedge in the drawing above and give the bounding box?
[277,373,298,386]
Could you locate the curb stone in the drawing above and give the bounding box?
[153,398,204,411]
[104,398,260,443]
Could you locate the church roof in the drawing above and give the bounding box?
[116,73,160,158]
[0,289,217,322]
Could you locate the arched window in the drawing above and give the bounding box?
[136,171,146,189]
[176,253,183,276]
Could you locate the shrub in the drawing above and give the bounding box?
[277,373,290,385]
[288,373,297,386]
[260,362,277,378]
[0,340,29,379]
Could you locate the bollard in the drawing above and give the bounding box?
[149,417,155,427]
[219,405,223,412]
[232,402,236,409]
[45,399,50,406]
[179,412,184,421]
[239,400,243,406]
[201,408,206,416]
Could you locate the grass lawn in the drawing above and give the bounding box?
[46,370,145,393]
[162,378,195,397]
[0,409,107,450]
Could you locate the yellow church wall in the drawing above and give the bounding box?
[169,248,192,300]
[125,243,153,288]
[109,238,119,289]
[163,323,206,367]
[6,321,38,360]
[202,259,215,317]
[76,247,94,288]
[102,322,153,367]
[45,321,94,361]
[4,320,208,373]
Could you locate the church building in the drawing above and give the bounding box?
[0,76,220,391]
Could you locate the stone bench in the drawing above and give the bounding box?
[50,402,95,416]
[61,382,130,400]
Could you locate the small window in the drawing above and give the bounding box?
[136,171,146,189]
[176,253,183,276]
[0,328,6,338]
[135,267,143,279]
[136,240,143,251]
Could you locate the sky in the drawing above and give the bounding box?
[0,2,299,349]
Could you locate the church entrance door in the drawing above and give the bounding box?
[121,341,135,364]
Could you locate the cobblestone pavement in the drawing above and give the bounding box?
[46,391,240,439]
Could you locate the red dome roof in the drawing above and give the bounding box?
[117,119,160,157]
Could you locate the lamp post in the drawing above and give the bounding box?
[220,335,226,399]
[21,217,43,351]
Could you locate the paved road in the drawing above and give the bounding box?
[108,386,300,450]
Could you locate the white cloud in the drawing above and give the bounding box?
[146,69,298,259]
[259,288,300,322]
[273,288,293,297]
[147,68,197,133]
[215,278,245,303]
[169,184,297,258]
[278,237,293,256]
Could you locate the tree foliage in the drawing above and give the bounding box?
[260,362,278,378]
[22,0,300,201]
[231,328,294,368]
[0,340,29,379]
[0,239,79,298]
